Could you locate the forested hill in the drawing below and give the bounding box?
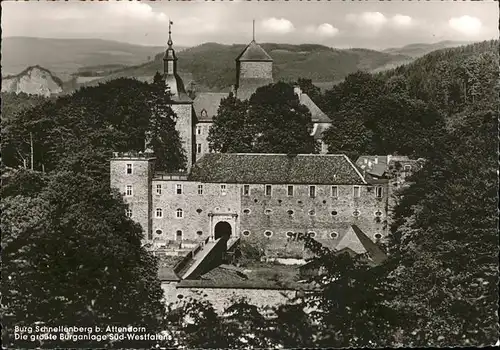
[83,42,412,92]
[377,40,499,118]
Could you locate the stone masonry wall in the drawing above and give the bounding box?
[110,157,154,240]
[172,104,194,172]
[162,283,296,313]
[151,181,241,243]
[240,184,389,258]
[194,121,213,161]
[239,61,273,80]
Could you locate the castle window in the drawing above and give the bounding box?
[242,230,251,236]
[156,229,163,235]
[196,231,203,236]
[308,231,316,238]
[198,184,203,195]
[353,186,360,198]
[176,209,183,218]
[265,185,272,196]
[243,185,250,196]
[220,184,227,196]
[243,208,251,214]
[155,208,163,218]
[287,185,294,196]
[196,143,202,154]
[331,210,338,216]
[125,209,132,218]
[265,209,272,215]
[287,209,294,215]
[196,125,202,135]
[176,230,183,240]
[374,210,383,217]
[126,163,133,174]
[125,185,133,196]
[330,232,339,239]
[308,209,316,216]
[374,233,382,240]
[404,165,412,172]
[156,184,162,195]
[309,185,316,198]
[331,186,338,198]
[376,186,384,198]
[264,230,273,238]
[353,209,360,217]
[176,184,183,195]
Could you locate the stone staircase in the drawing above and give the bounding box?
[173,236,241,280]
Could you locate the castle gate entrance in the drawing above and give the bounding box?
[214,221,232,241]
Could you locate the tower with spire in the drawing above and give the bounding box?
[234,20,274,100]
[162,21,195,172]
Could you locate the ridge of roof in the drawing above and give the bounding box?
[351,225,388,265]
[189,153,367,185]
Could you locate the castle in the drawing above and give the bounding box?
[110,25,405,262]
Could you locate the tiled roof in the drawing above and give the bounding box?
[158,267,180,281]
[356,155,388,177]
[193,92,229,121]
[189,153,367,185]
[299,93,331,123]
[236,40,273,62]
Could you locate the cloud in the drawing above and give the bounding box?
[346,12,387,28]
[392,14,413,27]
[108,2,167,22]
[261,17,295,34]
[306,23,339,37]
[448,15,482,35]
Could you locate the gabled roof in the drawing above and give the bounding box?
[193,92,229,121]
[189,153,367,185]
[236,40,273,62]
[299,93,331,123]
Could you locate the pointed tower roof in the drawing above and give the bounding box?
[236,40,273,62]
[163,20,190,102]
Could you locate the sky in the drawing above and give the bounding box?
[2,0,498,49]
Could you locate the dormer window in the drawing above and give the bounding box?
[201,109,208,119]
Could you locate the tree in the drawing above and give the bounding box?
[386,103,498,346]
[1,169,166,348]
[148,74,187,172]
[1,78,186,180]
[209,81,317,154]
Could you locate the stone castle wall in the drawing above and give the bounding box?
[151,181,241,243]
[194,121,213,160]
[162,282,296,313]
[240,184,389,257]
[110,157,154,239]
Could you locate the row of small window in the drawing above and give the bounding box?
[242,230,384,240]
[155,229,186,238]
[242,208,383,217]
[244,185,384,198]
[141,184,384,198]
[242,230,338,239]
[125,209,185,218]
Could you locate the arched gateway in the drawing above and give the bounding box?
[214,221,232,241]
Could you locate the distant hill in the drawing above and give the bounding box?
[1,37,178,81]
[383,41,472,58]
[379,40,499,121]
[2,66,63,97]
[81,42,412,92]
